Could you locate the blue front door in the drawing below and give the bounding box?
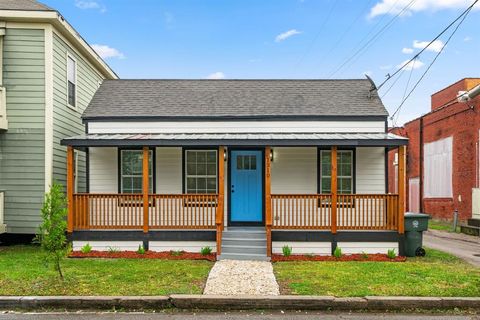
[230,150,263,224]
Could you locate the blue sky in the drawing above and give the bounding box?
[43,0,480,125]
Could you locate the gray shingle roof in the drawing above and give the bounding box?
[83,79,389,120]
[0,0,53,11]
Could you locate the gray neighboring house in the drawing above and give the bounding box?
[0,0,117,236]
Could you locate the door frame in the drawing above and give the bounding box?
[227,147,265,227]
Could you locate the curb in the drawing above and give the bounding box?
[0,295,479,311]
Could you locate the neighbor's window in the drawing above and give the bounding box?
[423,137,452,198]
[320,150,353,194]
[185,150,217,194]
[67,55,76,108]
[120,150,153,193]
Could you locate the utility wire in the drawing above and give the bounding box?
[327,0,417,78]
[392,58,417,127]
[377,0,479,91]
[390,3,475,120]
[294,0,338,69]
[315,0,374,67]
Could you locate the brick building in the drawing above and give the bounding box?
[388,78,480,223]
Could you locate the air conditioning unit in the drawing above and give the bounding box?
[473,188,480,220]
[0,191,6,233]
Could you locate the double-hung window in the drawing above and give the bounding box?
[185,150,217,194]
[319,149,354,194]
[120,149,153,194]
[67,55,76,108]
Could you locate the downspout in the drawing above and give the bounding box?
[419,116,424,213]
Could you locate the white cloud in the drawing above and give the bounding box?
[413,39,445,52]
[75,0,106,12]
[402,47,414,54]
[91,44,125,59]
[206,72,225,79]
[464,36,472,42]
[369,0,479,18]
[397,59,424,70]
[275,29,302,42]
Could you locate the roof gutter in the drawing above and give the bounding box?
[0,10,118,79]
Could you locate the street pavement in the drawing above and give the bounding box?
[0,312,478,319]
[423,229,480,267]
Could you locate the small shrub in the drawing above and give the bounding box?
[361,251,369,259]
[80,243,92,254]
[137,245,146,254]
[282,245,292,257]
[170,250,183,256]
[387,249,397,259]
[333,247,342,258]
[34,182,69,280]
[200,246,212,256]
[107,246,120,253]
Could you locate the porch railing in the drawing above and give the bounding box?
[271,193,399,231]
[72,193,217,230]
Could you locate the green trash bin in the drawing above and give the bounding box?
[404,212,431,257]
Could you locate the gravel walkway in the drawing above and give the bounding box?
[203,260,280,296]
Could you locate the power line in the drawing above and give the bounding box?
[327,0,417,78]
[315,0,374,67]
[392,58,417,127]
[390,2,475,120]
[377,0,479,91]
[294,0,339,69]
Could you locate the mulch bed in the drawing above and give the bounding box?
[69,250,217,261]
[271,253,406,262]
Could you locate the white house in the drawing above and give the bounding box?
[61,78,408,260]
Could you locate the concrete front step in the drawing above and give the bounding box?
[222,238,266,247]
[217,252,271,261]
[467,218,480,227]
[222,244,267,255]
[460,224,480,236]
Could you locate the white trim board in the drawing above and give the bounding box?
[44,24,54,193]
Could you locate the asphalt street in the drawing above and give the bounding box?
[0,311,478,319]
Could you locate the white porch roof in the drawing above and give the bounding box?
[61,132,408,147]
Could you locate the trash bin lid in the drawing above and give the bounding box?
[405,212,431,219]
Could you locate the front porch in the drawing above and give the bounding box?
[63,135,407,258]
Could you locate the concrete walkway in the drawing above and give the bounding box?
[203,260,280,296]
[423,229,480,267]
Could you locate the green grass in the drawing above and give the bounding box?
[429,219,459,232]
[0,245,213,296]
[274,248,480,297]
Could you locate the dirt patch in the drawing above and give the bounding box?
[271,253,406,262]
[69,250,216,261]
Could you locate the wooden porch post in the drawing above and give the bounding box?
[398,145,406,234]
[216,146,225,255]
[142,147,149,233]
[265,146,272,257]
[331,146,338,234]
[67,145,74,233]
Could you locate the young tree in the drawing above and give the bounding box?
[34,182,69,280]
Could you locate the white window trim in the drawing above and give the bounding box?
[184,149,218,194]
[66,52,77,110]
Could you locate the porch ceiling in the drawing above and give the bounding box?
[61,132,408,147]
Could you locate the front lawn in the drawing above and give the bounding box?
[429,219,459,232]
[274,248,480,297]
[0,245,213,296]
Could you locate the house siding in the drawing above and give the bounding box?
[87,120,387,134]
[0,28,46,234]
[51,32,104,192]
[89,146,387,227]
